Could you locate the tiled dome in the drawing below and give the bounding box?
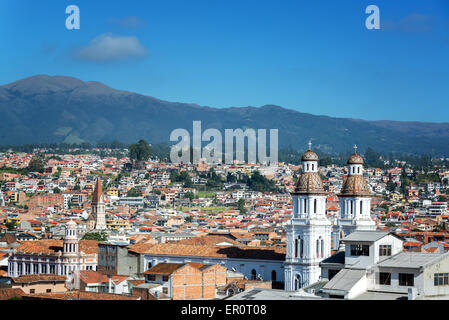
[301,150,319,162]
[339,175,371,197]
[347,153,364,165]
[293,172,327,195]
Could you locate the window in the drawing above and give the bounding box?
[399,273,414,286]
[147,275,156,281]
[378,272,391,285]
[379,245,392,256]
[295,239,298,258]
[314,199,317,214]
[304,199,307,213]
[360,201,363,215]
[46,289,52,293]
[321,239,324,258]
[350,244,370,256]
[29,289,35,294]
[271,270,277,281]
[300,239,304,258]
[251,269,257,280]
[162,275,169,282]
[162,287,168,294]
[434,273,449,286]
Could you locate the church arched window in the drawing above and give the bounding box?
[300,239,304,258]
[314,199,317,214]
[307,164,309,171]
[321,239,324,258]
[360,201,363,215]
[251,269,257,280]
[304,199,307,213]
[295,238,298,258]
[295,274,301,290]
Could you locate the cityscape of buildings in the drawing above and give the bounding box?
[1,142,449,300]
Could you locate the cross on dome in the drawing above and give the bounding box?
[353,144,358,154]
[308,140,312,151]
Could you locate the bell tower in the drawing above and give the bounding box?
[284,142,331,291]
[88,178,106,230]
[333,145,376,250]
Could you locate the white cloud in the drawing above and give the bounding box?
[110,16,145,28]
[74,33,149,62]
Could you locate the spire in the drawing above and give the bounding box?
[353,144,358,155]
[92,178,103,203]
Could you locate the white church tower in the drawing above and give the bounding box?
[285,142,332,290]
[63,219,79,274]
[333,146,376,250]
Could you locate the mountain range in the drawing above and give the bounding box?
[1,75,449,156]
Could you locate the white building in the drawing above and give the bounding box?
[284,144,332,290]
[333,147,376,250]
[7,221,98,282]
[319,231,449,299]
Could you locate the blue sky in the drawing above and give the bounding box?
[1,0,448,122]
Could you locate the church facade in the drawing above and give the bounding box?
[284,144,376,291]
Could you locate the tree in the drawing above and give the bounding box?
[184,216,193,223]
[127,187,142,197]
[185,191,195,201]
[82,232,108,241]
[27,155,45,173]
[53,187,61,194]
[226,172,237,183]
[5,220,17,231]
[129,139,151,169]
[238,198,247,215]
[386,180,396,193]
[54,167,62,178]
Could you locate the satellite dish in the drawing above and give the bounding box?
[231,267,236,272]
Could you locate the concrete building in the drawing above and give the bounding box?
[97,242,142,277]
[319,230,449,299]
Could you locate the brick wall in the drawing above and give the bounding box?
[171,264,227,300]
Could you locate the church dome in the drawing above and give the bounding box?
[339,175,371,197]
[293,172,327,195]
[347,153,364,165]
[66,219,76,227]
[302,150,319,162]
